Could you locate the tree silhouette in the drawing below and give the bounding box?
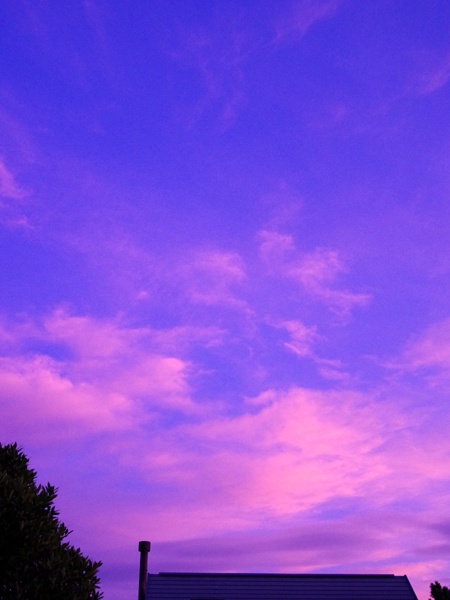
[430,582,450,600]
[0,443,103,599]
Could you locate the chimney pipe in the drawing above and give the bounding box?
[138,541,151,600]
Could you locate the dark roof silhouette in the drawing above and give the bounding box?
[146,572,419,600]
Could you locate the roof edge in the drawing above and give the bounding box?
[404,575,420,600]
[154,573,397,578]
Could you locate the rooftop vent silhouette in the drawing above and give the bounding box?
[138,541,151,600]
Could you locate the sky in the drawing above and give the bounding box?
[1,0,450,598]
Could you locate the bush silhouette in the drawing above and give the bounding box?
[431,582,450,600]
[0,443,103,599]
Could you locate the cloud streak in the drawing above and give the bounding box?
[0,159,26,200]
[274,0,341,43]
[259,231,370,317]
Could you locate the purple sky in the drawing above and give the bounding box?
[2,1,450,598]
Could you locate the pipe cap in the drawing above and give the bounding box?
[139,542,150,552]
[139,541,151,552]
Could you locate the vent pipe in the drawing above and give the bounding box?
[138,541,151,600]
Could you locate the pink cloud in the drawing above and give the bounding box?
[390,318,450,394]
[272,319,318,358]
[293,247,342,284]
[52,387,405,543]
[41,308,221,366]
[107,356,192,409]
[183,250,248,309]
[314,357,348,381]
[0,312,447,599]
[0,310,202,444]
[129,386,434,524]
[259,232,370,317]
[43,312,197,411]
[0,355,135,441]
[3,307,450,599]
[287,248,370,315]
[258,230,296,264]
[401,318,450,372]
[44,310,146,359]
[282,321,317,357]
[39,379,450,594]
[55,383,410,526]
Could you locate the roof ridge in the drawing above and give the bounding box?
[155,573,397,578]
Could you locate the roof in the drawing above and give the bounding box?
[146,572,419,600]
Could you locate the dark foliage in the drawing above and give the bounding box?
[0,443,103,600]
[430,582,450,600]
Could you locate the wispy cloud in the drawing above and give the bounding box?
[182,250,248,310]
[413,51,450,96]
[0,158,31,227]
[0,158,26,200]
[393,318,450,388]
[259,231,370,317]
[259,230,296,264]
[167,18,252,127]
[273,0,341,44]
[267,318,348,380]
[166,0,341,128]
[287,248,370,317]
[277,320,318,358]
[0,106,36,163]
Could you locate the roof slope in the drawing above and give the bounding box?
[146,573,419,600]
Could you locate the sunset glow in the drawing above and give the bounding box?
[1,1,450,598]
